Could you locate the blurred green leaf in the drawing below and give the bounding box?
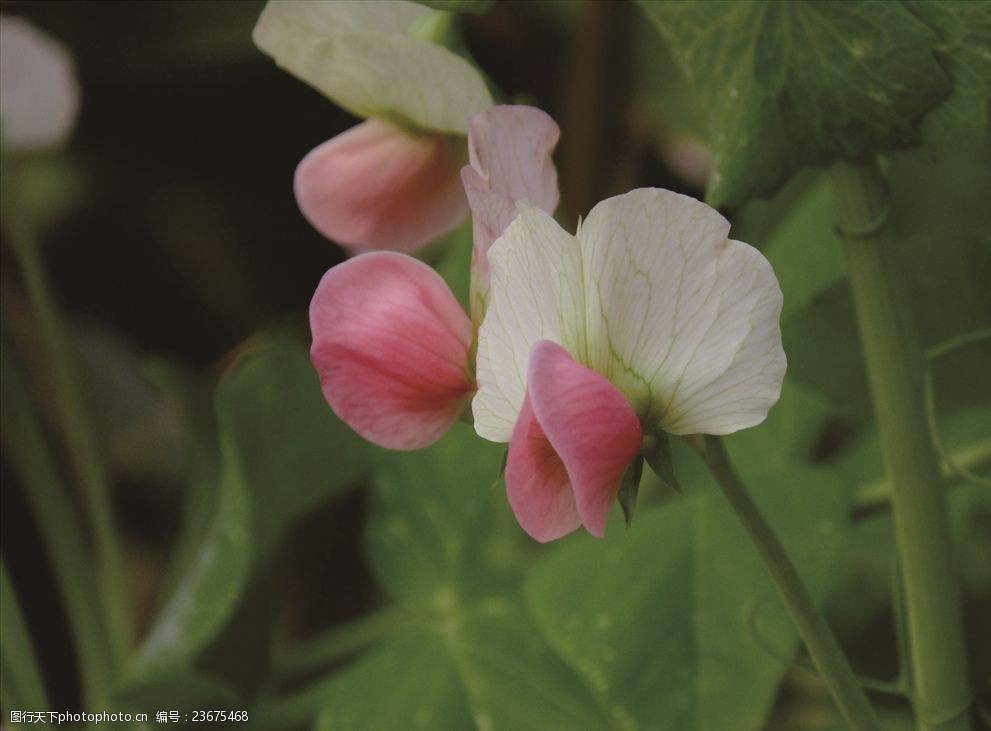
[365,425,519,602]
[114,669,241,727]
[126,433,253,681]
[526,384,848,730]
[427,218,474,312]
[638,0,951,207]
[127,341,373,685]
[298,428,612,730]
[215,342,374,554]
[903,1,991,143]
[756,177,845,319]
[1,563,50,711]
[314,599,612,731]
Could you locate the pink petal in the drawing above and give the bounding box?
[310,251,474,450]
[505,394,582,543]
[296,119,469,253]
[527,340,642,538]
[460,106,560,303]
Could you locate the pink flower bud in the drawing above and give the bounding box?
[296,119,468,253]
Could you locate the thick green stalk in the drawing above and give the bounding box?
[700,436,880,731]
[831,159,971,731]
[6,220,133,663]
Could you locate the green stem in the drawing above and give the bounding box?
[699,435,880,731]
[831,159,971,731]
[6,219,133,664]
[1,348,117,706]
[1,563,51,711]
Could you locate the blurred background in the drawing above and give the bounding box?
[2,1,989,729]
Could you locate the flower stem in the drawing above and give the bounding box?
[699,435,880,731]
[6,219,133,665]
[831,158,971,731]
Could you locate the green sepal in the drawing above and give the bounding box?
[643,431,681,494]
[491,445,509,490]
[618,454,645,529]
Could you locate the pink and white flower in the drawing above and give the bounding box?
[253,0,494,252]
[473,189,787,541]
[308,105,560,449]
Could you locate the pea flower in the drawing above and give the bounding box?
[309,105,560,449]
[0,15,80,152]
[473,189,786,541]
[253,0,494,252]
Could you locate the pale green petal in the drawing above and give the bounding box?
[253,1,492,135]
[254,0,427,39]
[473,206,587,442]
[579,189,785,434]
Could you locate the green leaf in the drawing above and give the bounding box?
[525,384,848,730]
[639,0,951,207]
[314,597,612,731]
[114,669,242,725]
[1,563,50,711]
[365,425,520,603]
[903,1,991,143]
[749,175,846,319]
[126,433,253,681]
[295,428,611,730]
[215,342,374,554]
[422,217,473,312]
[128,341,372,684]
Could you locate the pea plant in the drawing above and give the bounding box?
[2,2,988,730]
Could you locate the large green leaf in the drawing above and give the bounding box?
[525,384,849,730]
[304,427,611,730]
[638,0,951,207]
[365,425,518,602]
[126,341,373,684]
[903,1,991,143]
[126,433,253,681]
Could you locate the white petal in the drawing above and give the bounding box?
[578,188,785,434]
[473,206,586,442]
[657,239,786,435]
[253,1,492,135]
[0,15,79,151]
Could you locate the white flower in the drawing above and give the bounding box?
[472,188,786,540]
